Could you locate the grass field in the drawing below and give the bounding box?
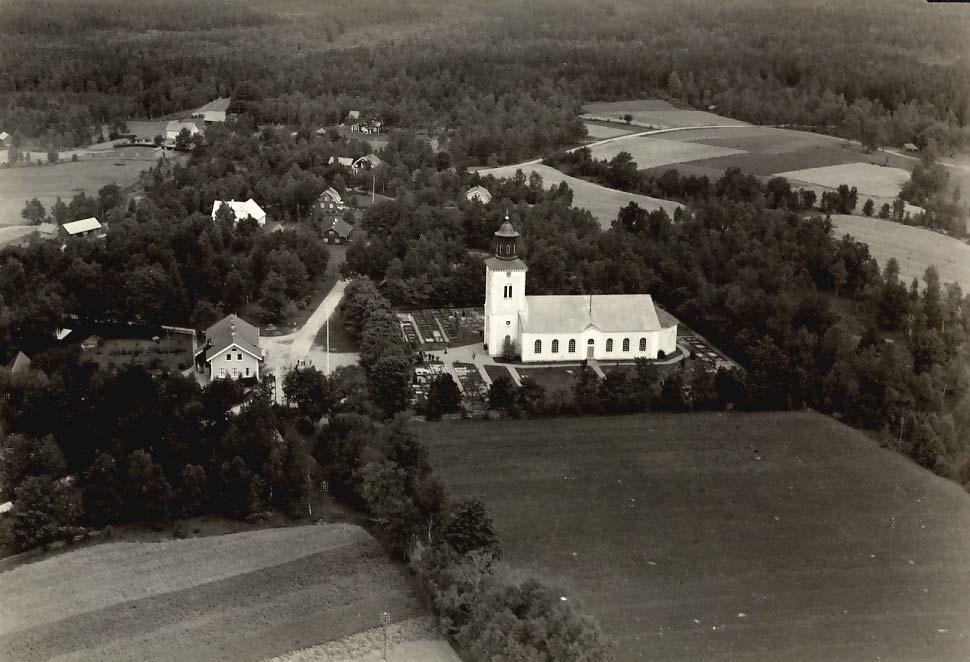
[778,163,911,199]
[581,99,749,130]
[0,158,156,225]
[268,617,459,662]
[829,214,970,291]
[583,121,636,140]
[586,136,746,170]
[422,412,970,662]
[0,524,435,662]
[517,365,582,392]
[0,224,36,246]
[479,163,682,228]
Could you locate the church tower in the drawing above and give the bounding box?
[484,213,528,357]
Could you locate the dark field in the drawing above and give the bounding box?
[640,126,915,178]
[421,411,970,662]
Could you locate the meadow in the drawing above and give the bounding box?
[0,155,159,225]
[480,163,682,228]
[829,214,970,291]
[581,99,749,130]
[0,524,434,662]
[422,411,970,662]
[586,136,747,171]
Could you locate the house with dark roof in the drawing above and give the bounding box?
[323,217,353,244]
[194,313,264,381]
[484,213,677,362]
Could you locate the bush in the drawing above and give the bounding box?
[12,475,81,551]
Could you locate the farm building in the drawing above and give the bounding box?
[351,154,383,174]
[4,351,32,375]
[347,110,361,121]
[351,120,382,134]
[80,335,101,351]
[320,187,343,206]
[62,217,103,237]
[484,214,677,362]
[36,222,58,238]
[465,185,492,204]
[329,156,354,168]
[194,313,264,381]
[904,142,919,153]
[323,217,353,244]
[192,97,231,123]
[211,199,267,226]
[0,131,9,146]
[165,120,200,141]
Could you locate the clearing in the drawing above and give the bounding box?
[479,163,682,228]
[0,524,446,662]
[0,224,36,247]
[422,411,970,662]
[581,99,749,130]
[586,136,746,171]
[829,214,970,291]
[0,156,160,225]
[777,163,911,199]
[267,617,459,662]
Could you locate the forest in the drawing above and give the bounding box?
[0,0,968,159]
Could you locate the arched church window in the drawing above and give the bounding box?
[568,339,576,353]
[639,338,646,352]
[606,339,613,352]
[535,340,541,354]
[552,339,559,353]
[622,338,630,352]
[587,338,594,344]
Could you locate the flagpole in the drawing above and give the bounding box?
[326,314,330,376]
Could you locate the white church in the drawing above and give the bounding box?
[484,215,677,362]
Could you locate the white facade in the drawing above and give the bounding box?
[484,261,528,356]
[483,218,677,363]
[518,327,677,363]
[207,343,261,381]
[166,121,200,141]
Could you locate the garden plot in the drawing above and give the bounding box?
[777,162,910,199]
[586,136,746,170]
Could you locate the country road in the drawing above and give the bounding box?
[262,279,354,403]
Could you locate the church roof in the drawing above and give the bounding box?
[522,294,664,334]
[485,256,528,271]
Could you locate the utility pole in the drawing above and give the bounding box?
[326,315,330,375]
[380,611,391,661]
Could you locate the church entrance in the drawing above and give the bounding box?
[587,339,594,359]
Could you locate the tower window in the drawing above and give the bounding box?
[534,340,541,354]
[568,339,576,353]
[552,339,559,353]
[639,338,646,352]
[606,339,613,352]
[622,338,630,352]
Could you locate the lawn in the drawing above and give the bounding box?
[0,524,435,662]
[829,214,970,292]
[83,335,193,373]
[516,365,582,392]
[479,163,683,228]
[483,363,513,383]
[422,412,970,662]
[0,156,161,225]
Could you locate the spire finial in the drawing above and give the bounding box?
[505,207,510,221]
